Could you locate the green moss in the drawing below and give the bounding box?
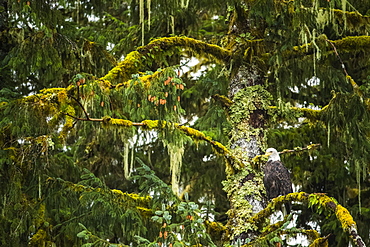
[111,189,151,205]
[39,87,66,95]
[286,35,370,61]
[334,36,370,52]
[142,120,165,129]
[213,94,234,107]
[101,51,143,83]
[52,178,151,210]
[29,229,47,246]
[309,236,329,247]
[223,169,265,238]
[110,118,134,127]
[248,191,359,243]
[100,37,232,84]
[177,125,207,139]
[335,205,356,231]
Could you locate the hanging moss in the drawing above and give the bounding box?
[164,142,184,196]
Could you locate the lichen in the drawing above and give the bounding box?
[222,169,265,238]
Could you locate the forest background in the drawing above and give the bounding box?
[1,0,370,246]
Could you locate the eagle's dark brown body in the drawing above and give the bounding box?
[263,148,293,215]
[263,159,293,200]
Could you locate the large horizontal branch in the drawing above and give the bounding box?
[245,0,370,28]
[100,37,232,83]
[285,35,370,59]
[46,177,151,215]
[48,176,228,241]
[66,114,239,165]
[248,192,366,247]
[252,144,321,165]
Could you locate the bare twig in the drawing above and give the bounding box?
[279,144,321,155]
[70,95,91,120]
[325,39,349,77]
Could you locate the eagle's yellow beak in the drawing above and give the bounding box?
[264,151,272,157]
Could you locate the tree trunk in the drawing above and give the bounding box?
[223,7,270,244]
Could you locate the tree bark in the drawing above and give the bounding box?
[223,6,271,244]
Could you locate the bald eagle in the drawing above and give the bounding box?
[263,148,293,214]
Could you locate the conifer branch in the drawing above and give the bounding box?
[325,39,365,97]
[279,143,321,155]
[325,39,349,76]
[269,105,324,121]
[47,177,151,208]
[252,144,321,163]
[100,37,232,83]
[249,192,366,247]
[286,36,370,59]
[62,115,235,161]
[63,113,103,122]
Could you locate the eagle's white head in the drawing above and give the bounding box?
[265,148,281,161]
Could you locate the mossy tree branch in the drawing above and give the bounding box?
[248,192,366,247]
[46,177,151,212]
[100,37,233,84]
[286,36,370,59]
[64,114,239,171]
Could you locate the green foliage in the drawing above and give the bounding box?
[1,0,370,246]
[132,160,217,247]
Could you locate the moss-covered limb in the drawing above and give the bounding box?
[248,192,365,246]
[205,220,227,243]
[307,234,330,247]
[66,115,238,167]
[281,143,321,153]
[245,0,370,27]
[290,107,323,121]
[252,144,321,165]
[329,36,370,52]
[46,177,151,211]
[286,36,370,58]
[268,105,326,122]
[114,69,165,89]
[241,224,322,247]
[346,75,365,98]
[212,94,234,108]
[100,37,232,83]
